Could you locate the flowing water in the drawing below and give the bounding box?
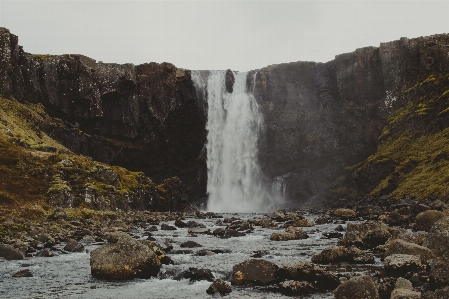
[0,213,347,299]
[192,71,274,213]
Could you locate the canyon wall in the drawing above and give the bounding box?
[0,28,207,200]
[1,26,449,208]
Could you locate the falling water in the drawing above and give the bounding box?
[192,70,270,212]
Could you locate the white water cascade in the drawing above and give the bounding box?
[192,71,271,212]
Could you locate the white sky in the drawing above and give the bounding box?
[0,0,448,71]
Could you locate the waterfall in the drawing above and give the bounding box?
[192,70,271,212]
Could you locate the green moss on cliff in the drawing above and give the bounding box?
[349,72,449,200]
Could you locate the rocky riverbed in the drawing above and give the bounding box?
[1,198,449,298]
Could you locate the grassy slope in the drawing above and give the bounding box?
[345,72,449,200]
[0,96,155,212]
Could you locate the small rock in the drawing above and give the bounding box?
[323,231,343,238]
[335,224,345,231]
[188,228,210,235]
[63,239,84,252]
[206,279,232,295]
[270,226,308,241]
[315,214,332,224]
[213,227,225,236]
[180,241,202,248]
[174,219,188,228]
[147,226,158,232]
[36,249,53,257]
[177,267,214,282]
[5,128,13,136]
[161,224,177,231]
[12,269,33,277]
[196,250,216,256]
[333,208,357,220]
[223,229,245,238]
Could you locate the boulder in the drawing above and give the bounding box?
[414,210,445,232]
[231,259,279,286]
[63,239,84,252]
[276,261,339,290]
[315,214,332,224]
[338,221,391,248]
[384,254,424,277]
[270,226,308,241]
[334,275,380,299]
[177,267,214,282]
[180,241,202,248]
[223,229,245,238]
[384,207,412,227]
[425,216,449,256]
[206,279,232,295]
[390,278,421,299]
[36,249,53,257]
[0,244,24,260]
[312,245,374,264]
[294,219,315,227]
[279,280,318,296]
[386,239,435,261]
[174,219,188,227]
[90,232,161,280]
[332,208,357,220]
[423,287,449,299]
[12,269,33,277]
[161,224,177,231]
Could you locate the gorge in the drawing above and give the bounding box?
[1,27,449,211]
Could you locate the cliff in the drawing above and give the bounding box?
[252,34,449,205]
[1,26,449,210]
[0,28,207,204]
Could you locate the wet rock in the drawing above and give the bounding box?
[180,241,202,248]
[223,229,245,238]
[231,259,279,286]
[334,275,380,299]
[12,269,33,277]
[163,239,173,252]
[63,239,84,252]
[140,240,172,265]
[333,208,357,220]
[174,219,188,227]
[0,244,25,260]
[323,231,343,238]
[375,277,397,299]
[37,233,55,244]
[335,224,345,231]
[270,226,308,241]
[279,280,318,296]
[188,228,210,235]
[311,245,374,264]
[79,236,96,246]
[177,267,214,282]
[147,225,158,232]
[391,277,420,299]
[276,261,339,290]
[384,254,424,277]
[338,221,391,248]
[385,206,412,227]
[90,232,161,280]
[36,249,53,257]
[213,227,225,236]
[186,221,206,228]
[293,219,314,227]
[315,214,332,224]
[251,250,269,258]
[254,218,277,228]
[228,221,253,232]
[196,249,216,256]
[424,216,449,256]
[389,227,427,245]
[386,239,435,261]
[415,210,446,232]
[171,249,193,254]
[161,224,177,231]
[206,279,232,295]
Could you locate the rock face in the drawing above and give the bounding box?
[0,27,206,201]
[90,232,161,280]
[334,275,380,299]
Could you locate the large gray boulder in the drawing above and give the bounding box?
[90,232,161,280]
[333,275,380,299]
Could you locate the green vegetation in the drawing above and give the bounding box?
[348,71,449,200]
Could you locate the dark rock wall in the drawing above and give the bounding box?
[0,28,207,199]
[253,34,449,206]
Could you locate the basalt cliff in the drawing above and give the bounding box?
[1,27,449,211]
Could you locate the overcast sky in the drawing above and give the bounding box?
[0,0,448,71]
